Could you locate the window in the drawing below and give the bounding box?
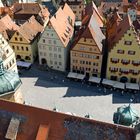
[16,32,19,36]
[110,76,117,81]
[124,41,132,45]
[25,56,31,60]
[117,50,124,54]
[54,54,57,58]
[59,62,62,65]
[6,49,9,54]
[40,52,42,55]
[44,52,46,56]
[12,46,14,50]
[58,54,61,58]
[51,33,53,36]
[58,48,61,52]
[96,56,99,59]
[15,37,18,41]
[26,47,28,51]
[89,48,92,51]
[84,38,86,42]
[128,50,135,55]
[21,46,24,51]
[48,40,51,44]
[12,59,15,64]
[55,61,57,65]
[20,38,23,41]
[17,46,19,50]
[80,47,85,50]
[54,40,56,44]
[130,78,136,83]
[43,39,45,43]
[49,47,52,51]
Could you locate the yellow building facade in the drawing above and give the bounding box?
[9,16,43,63]
[10,31,38,63]
[71,15,105,77]
[107,27,140,83]
[71,38,103,77]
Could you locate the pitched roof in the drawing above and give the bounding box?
[72,15,105,52]
[0,14,19,40]
[11,3,50,24]
[107,13,134,49]
[0,99,136,140]
[83,2,104,27]
[17,16,43,43]
[12,3,42,14]
[49,3,75,47]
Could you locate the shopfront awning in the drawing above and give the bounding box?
[125,83,139,90]
[17,61,32,68]
[76,74,85,80]
[67,72,77,78]
[88,76,101,84]
[113,82,125,90]
[102,79,116,86]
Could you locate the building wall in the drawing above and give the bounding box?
[1,88,24,104]
[106,27,140,83]
[0,34,17,73]
[69,4,85,21]
[38,26,67,71]
[9,31,38,63]
[71,37,102,77]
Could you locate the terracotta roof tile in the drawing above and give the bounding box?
[49,3,75,47]
[17,16,43,43]
[107,13,133,49]
[0,14,19,40]
[0,99,136,140]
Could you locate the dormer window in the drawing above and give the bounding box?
[124,41,132,45]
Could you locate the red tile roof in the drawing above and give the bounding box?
[0,14,19,40]
[0,99,136,140]
[17,16,43,43]
[107,13,134,50]
[49,3,75,47]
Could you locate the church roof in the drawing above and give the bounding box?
[0,59,21,95]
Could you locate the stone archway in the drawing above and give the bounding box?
[16,55,21,60]
[120,76,128,83]
[41,58,47,65]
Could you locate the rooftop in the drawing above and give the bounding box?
[0,58,21,95]
[0,99,136,140]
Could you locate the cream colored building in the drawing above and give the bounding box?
[0,34,17,73]
[38,3,75,71]
[70,15,105,77]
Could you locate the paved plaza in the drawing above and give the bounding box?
[20,64,140,124]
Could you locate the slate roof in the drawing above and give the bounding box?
[0,99,136,140]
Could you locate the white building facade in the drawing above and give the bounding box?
[38,3,75,72]
[0,34,17,73]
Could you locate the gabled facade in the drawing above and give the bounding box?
[70,15,105,77]
[9,16,43,63]
[106,13,140,83]
[58,0,85,21]
[38,3,75,71]
[0,34,17,73]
